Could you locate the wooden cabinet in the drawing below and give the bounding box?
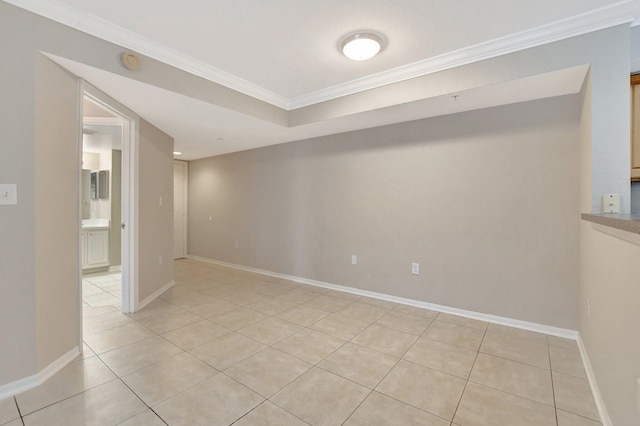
[630,75,640,181]
[82,229,109,269]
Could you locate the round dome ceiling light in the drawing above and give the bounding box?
[341,32,384,61]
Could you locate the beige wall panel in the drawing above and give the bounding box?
[579,223,640,426]
[34,55,81,369]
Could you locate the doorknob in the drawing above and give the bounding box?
[121,223,126,230]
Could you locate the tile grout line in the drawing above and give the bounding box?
[346,312,460,424]
[548,335,561,426]
[13,395,24,425]
[449,322,489,423]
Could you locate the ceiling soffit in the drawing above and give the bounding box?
[6,0,640,110]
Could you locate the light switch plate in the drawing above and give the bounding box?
[602,193,620,213]
[411,262,420,275]
[0,184,17,205]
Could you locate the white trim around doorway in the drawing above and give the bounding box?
[80,81,140,322]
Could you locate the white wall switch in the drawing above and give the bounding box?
[411,262,420,275]
[351,255,357,265]
[0,184,17,205]
[234,240,239,249]
[602,193,620,213]
[159,196,163,206]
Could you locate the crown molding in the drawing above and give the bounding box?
[289,0,640,109]
[6,0,640,111]
[3,0,290,109]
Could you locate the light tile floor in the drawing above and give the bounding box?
[1,259,601,425]
[82,271,122,308]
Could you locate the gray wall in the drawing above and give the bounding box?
[189,95,581,329]
[0,5,39,385]
[139,119,175,302]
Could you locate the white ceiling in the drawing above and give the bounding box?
[9,0,640,159]
[42,0,618,98]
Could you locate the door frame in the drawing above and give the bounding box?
[173,160,188,259]
[79,81,139,320]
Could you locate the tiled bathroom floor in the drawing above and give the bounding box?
[82,271,122,308]
[1,259,601,425]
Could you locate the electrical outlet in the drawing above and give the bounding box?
[411,263,420,275]
[159,196,163,206]
[158,255,163,265]
[602,193,620,213]
[234,240,239,249]
[351,255,357,265]
[587,299,591,318]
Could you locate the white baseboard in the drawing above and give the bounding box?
[138,280,174,310]
[187,255,578,339]
[0,345,81,400]
[577,335,612,426]
[0,373,39,401]
[108,265,122,273]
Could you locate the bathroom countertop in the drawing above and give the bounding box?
[581,213,640,235]
[81,219,110,231]
[82,225,110,231]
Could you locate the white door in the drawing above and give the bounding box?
[173,161,187,259]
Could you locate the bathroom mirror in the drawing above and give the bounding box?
[90,171,97,200]
[98,170,109,199]
[82,169,91,219]
[90,170,109,200]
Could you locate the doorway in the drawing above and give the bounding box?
[79,82,138,322]
[80,101,124,310]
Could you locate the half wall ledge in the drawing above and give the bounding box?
[581,213,640,235]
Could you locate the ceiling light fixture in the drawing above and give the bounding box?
[173,151,182,155]
[341,32,384,61]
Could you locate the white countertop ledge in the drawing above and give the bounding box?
[82,219,110,229]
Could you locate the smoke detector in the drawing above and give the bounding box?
[121,51,141,70]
